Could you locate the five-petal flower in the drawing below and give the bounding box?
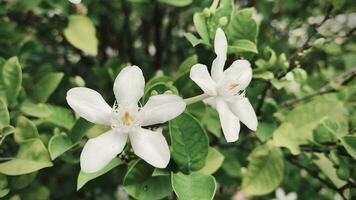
[189,28,258,142]
[66,66,186,173]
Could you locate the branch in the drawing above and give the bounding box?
[282,5,333,79]
[281,67,356,106]
[286,156,347,200]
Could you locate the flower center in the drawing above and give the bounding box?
[121,112,133,126]
[111,102,141,133]
[217,80,245,101]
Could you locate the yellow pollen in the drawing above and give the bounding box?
[229,83,239,90]
[121,112,133,126]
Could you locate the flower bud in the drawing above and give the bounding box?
[203,8,211,17]
[219,16,228,27]
[150,90,159,96]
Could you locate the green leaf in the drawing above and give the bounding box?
[0,99,9,129]
[256,122,276,142]
[340,135,356,159]
[77,158,123,190]
[314,154,346,188]
[253,71,274,80]
[0,174,9,198]
[273,123,302,155]
[20,101,52,118]
[158,0,192,7]
[48,133,72,160]
[0,139,53,175]
[193,13,210,45]
[2,57,22,106]
[171,172,216,200]
[64,15,98,56]
[169,112,209,172]
[33,72,64,103]
[0,125,15,145]
[228,39,258,54]
[184,33,204,47]
[177,55,198,77]
[274,97,348,154]
[202,106,221,138]
[43,105,75,130]
[228,8,258,42]
[14,116,39,143]
[68,118,94,143]
[124,160,172,200]
[10,172,37,189]
[48,118,93,160]
[241,142,284,195]
[198,147,224,175]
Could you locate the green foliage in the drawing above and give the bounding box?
[77,158,123,190]
[241,142,284,195]
[123,160,172,200]
[64,15,98,56]
[33,72,64,103]
[169,112,209,173]
[0,0,355,199]
[171,172,216,200]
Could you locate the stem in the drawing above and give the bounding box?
[184,94,209,105]
[210,0,220,12]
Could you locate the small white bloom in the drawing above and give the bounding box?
[66,66,186,173]
[273,188,298,200]
[189,28,258,142]
[69,0,81,4]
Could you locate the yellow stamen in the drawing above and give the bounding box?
[121,112,133,126]
[229,83,239,90]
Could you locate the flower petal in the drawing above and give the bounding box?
[80,129,127,173]
[190,64,217,96]
[211,28,228,82]
[223,60,252,90]
[214,28,227,61]
[113,66,145,106]
[140,94,186,126]
[203,97,216,108]
[228,98,257,131]
[66,87,112,125]
[216,98,240,142]
[129,128,170,168]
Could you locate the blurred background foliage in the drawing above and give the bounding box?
[0,0,355,199]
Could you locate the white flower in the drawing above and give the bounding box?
[69,0,81,4]
[189,28,257,142]
[273,188,297,200]
[66,66,186,173]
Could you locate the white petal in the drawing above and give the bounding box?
[68,0,81,4]
[228,98,257,131]
[276,188,285,199]
[216,98,240,142]
[80,129,127,173]
[203,97,216,108]
[214,28,227,60]
[129,128,170,168]
[190,64,217,96]
[223,60,252,90]
[211,28,228,82]
[113,66,145,106]
[287,192,297,200]
[140,94,186,126]
[66,87,112,125]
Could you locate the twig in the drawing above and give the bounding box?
[286,156,347,200]
[282,5,333,78]
[281,67,356,106]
